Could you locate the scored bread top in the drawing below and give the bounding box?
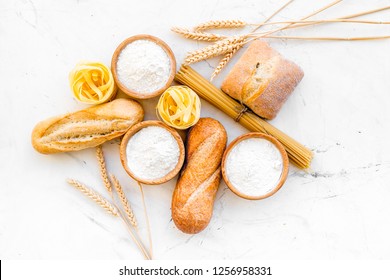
[31,98,144,154]
[172,118,227,234]
[221,40,304,119]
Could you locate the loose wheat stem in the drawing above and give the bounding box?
[248,6,390,39]
[67,179,119,216]
[276,5,390,31]
[256,0,343,40]
[110,174,137,228]
[94,146,151,259]
[302,0,343,19]
[194,19,247,32]
[117,209,152,260]
[341,5,390,19]
[264,35,390,41]
[138,182,153,259]
[110,189,151,260]
[171,27,224,41]
[96,146,111,193]
[252,0,295,32]
[258,19,390,26]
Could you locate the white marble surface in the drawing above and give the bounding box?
[1,0,390,260]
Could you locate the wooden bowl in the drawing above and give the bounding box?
[111,34,176,99]
[221,132,289,200]
[120,120,185,185]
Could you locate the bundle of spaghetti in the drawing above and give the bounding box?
[175,65,313,169]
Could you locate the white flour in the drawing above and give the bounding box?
[225,138,283,196]
[116,39,170,94]
[126,126,179,181]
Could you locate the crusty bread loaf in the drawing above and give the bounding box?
[172,118,227,234]
[32,98,144,154]
[221,40,304,120]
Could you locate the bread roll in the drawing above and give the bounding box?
[172,118,227,234]
[32,98,144,154]
[221,40,304,120]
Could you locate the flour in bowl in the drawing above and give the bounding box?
[225,138,283,197]
[126,126,180,181]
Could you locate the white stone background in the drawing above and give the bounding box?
[0,0,389,259]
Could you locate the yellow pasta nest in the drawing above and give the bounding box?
[69,61,117,104]
[157,86,201,129]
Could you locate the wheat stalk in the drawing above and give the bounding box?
[194,19,247,32]
[96,146,111,193]
[264,35,390,41]
[137,182,153,259]
[67,179,119,216]
[110,174,138,228]
[171,27,224,41]
[251,0,295,32]
[258,19,390,26]
[69,148,152,259]
[184,35,247,65]
[174,0,390,79]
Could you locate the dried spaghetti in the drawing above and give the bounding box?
[175,65,313,169]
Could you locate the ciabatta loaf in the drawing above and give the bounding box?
[221,40,304,120]
[32,98,144,154]
[172,118,227,234]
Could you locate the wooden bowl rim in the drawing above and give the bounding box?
[221,132,289,200]
[111,34,177,100]
[119,120,185,185]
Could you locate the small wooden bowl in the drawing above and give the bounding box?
[221,132,289,200]
[111,34,176,99]
[120,120,185,185]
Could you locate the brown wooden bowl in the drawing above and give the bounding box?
[120,120,185,185]
[111,34,176,99]
[221,132,289,200]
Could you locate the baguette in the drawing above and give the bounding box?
[172,118,227,234]
[221,40,304,120]
[32,98,144,154]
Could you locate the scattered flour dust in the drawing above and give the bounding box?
[126,126,180,181]
[225,138,283,196]
[116,39,171,94]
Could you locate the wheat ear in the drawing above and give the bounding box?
[110,174,137,228]
[171,27,224,41]
[210,45,241,81]
[67,179,119,216]
[194,19,247,31]
[96,146,111,193]
[184,35,247,65]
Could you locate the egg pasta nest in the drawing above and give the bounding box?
[69,61,117,104]
[157,86,201,130]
